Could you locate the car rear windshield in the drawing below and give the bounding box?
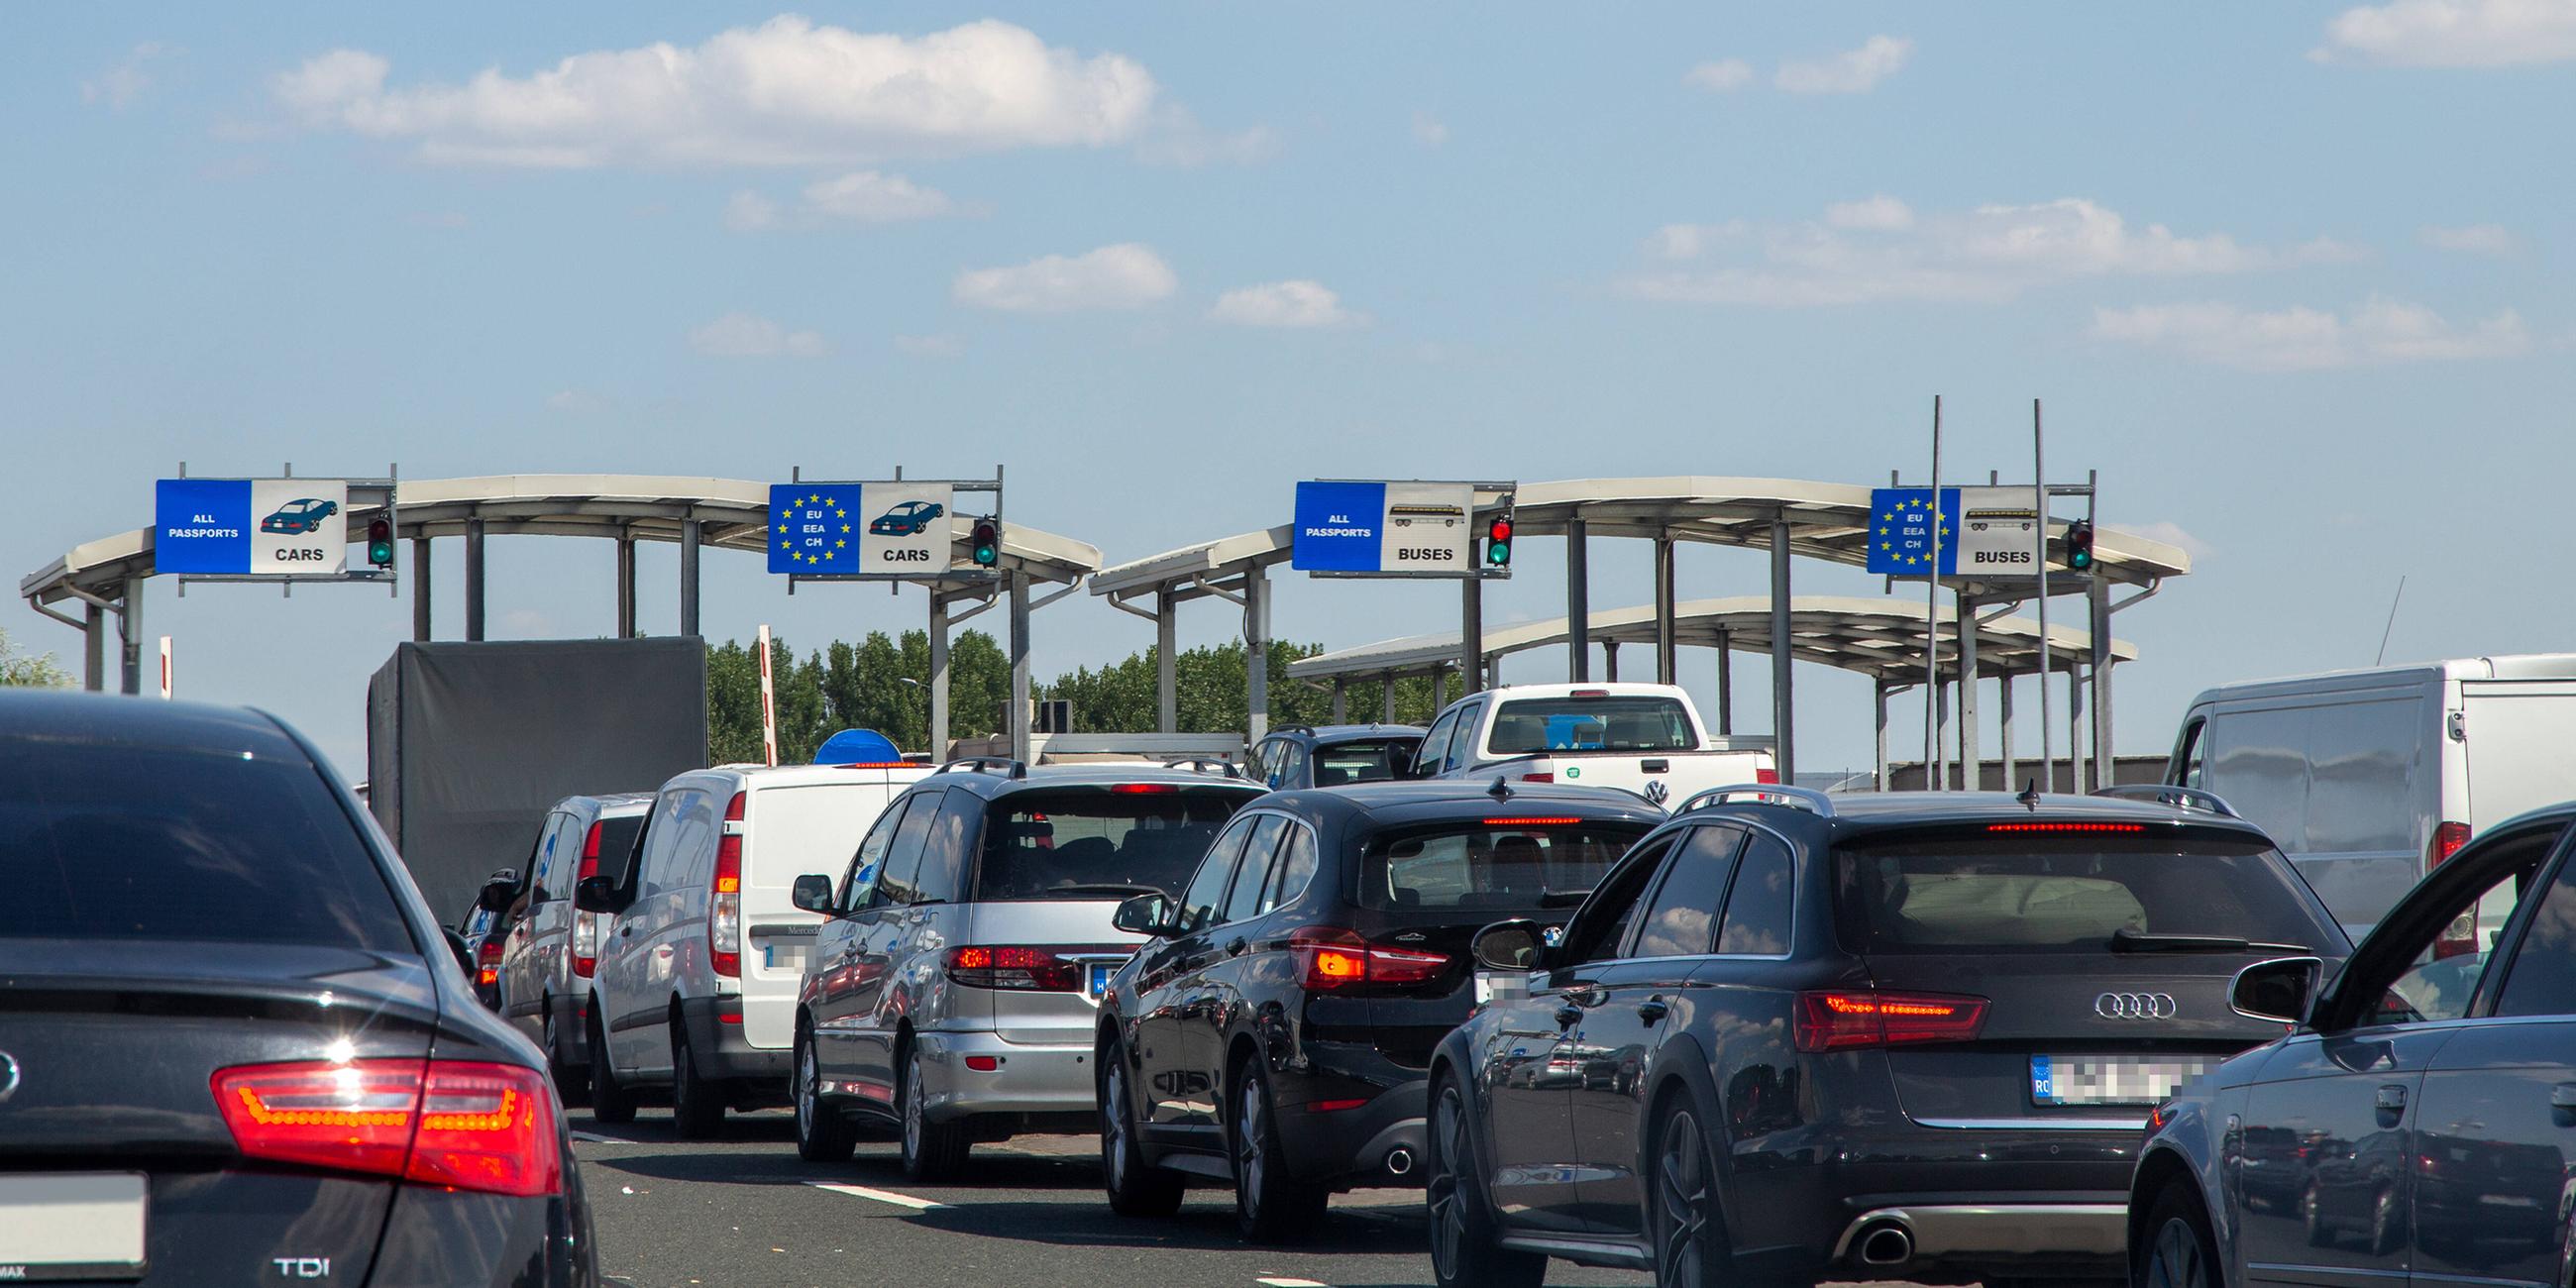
[1,739,412,951]
[975,788,1249,902]
[1314,739,1419,788]
[1358,820,1650,912]
[1486,697,1699,755]
[591,814,646,886]
[1838,833,2344,955]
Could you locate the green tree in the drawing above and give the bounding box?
[705,629,1012,765]
[1039,641,1449,733]
[0,626,72,688]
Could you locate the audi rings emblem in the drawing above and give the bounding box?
[2094,993,2178,1020]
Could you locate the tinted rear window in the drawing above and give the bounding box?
[1487,697,1698,754]
[974,789,1250,902]
[1314,740,1418,787]
[1358,821,1649,911]
[1838,834,2344,955]
[592,815,646,885]
[1,739,411,950]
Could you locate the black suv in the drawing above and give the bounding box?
[1247,723,1427,791]
[1093,781,1664,1241]
[1425,785,2350,1288]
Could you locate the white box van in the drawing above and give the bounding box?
[2166,654,2576,934]
[580,761,926,1135]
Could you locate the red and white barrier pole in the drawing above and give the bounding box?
[757,623,779,767]
[158,636,172,699]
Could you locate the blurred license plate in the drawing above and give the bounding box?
[0,1172,148,1279]
[2032,1055,2213,1107]
[760,941,811,973]
[1087,963,1116,1000]
[1473,971,1531,1007]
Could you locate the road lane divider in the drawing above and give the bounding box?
[805,1181,949,1211]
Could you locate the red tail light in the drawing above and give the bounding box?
[1987,822,2145,834]
[1755,768,1780,785]
[577,822,604,884]
[476,936,504,988]
[944,946,1081,991]
[1519,772,1555,784]
[2429,820,2471,869]
[1289,926,1450,991]
[711,793,745,978]
[212,1059,560,1197]
[1795,990,1989,1052]
[1484,816,1583,826]
[1111,783,1179,795]
[2431,820,2480,958]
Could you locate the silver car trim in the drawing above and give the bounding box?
[1908,1116,2145,1131]
[1831,1204,2126,1261]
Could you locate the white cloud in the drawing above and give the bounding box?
[1208,280,1366,328]
[1627,197,2351,306]
[545,388,611,413]
[726,170,962,230]
[2420,222,2520,255]
[688,312,829,358]
[1411,111,1449,147]
[272,17,1157,167]
[953,243,1176,313]
[1684,58,1756,92]
[1131,105,1278,167]
[895,333,964,359]
[83,43,172,109]
[1774,36,1912,94]
[2092,295,2530,370]
[2315,0,2576,65]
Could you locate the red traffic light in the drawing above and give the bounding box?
[1487,517,1513,542]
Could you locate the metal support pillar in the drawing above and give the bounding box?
[2089,575,2114,791]
[679,518,702,638]
[1770,516,1795,782]
[2067,661,2088,794]
[1243,570,1270,744]
[464,518,486,642]
[927,599,952,759]
[1602,641,1620,683]
[1156,593,1178,734]
[1380,672,1397,723]
[1565,516,1590,682]
[1999,672,2018,790]
[1874,682,1890,792]
[1715,628,1734,735]
[1653,534,1677,684]
[615,536,637,639]
[1936,680,1952,789]
[1459,578,1484,696]
[83,602,105,692]
[410,536,432,641]
[118,576,144,696]
[1957,592,1980,790]
[1432,669,1448,710]
[1009,573,1033,764]
[1331,680,1347,723]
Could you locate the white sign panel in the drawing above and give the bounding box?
[859,483,955,573]
[250,480,348,574]
[1956,485,2041,578]
[1379,482,1474,574]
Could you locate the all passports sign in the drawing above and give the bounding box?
[1290,480,1509,578]
[155,478,352,576]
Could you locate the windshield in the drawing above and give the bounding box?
[974,789,1250,902]
[1838,834,2347,955]
[1314,739,1420,787]
[1356,820,1649,912]
[1486,696,1699,755]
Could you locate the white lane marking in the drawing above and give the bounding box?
[1256,1279,1331,1287]
[805,1181,949,1211]
[572,1130,633,1144]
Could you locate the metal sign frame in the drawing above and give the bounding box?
[164,464,400,596]
[1297,479,1519,582]
[780,465,1006,588]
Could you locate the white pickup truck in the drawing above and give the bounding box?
[1411,682,1776,807]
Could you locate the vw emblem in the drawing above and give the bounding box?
[1644,780,1671,806]
[0,1051,18,1102]
[2094,992,2179,1020]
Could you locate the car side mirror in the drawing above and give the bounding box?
[792,874,835,913]
[442,928,476,975]
[1472,919,1547,972]
[575,875,623,914]
[1114,893,1174,937]
[2230,956,2323,1025]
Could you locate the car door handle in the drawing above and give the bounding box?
[1554,1004,1585,1029]
[1637,998,1670,1025]
[2376,1084,2408,1112]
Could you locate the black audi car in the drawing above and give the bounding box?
[1092,781,1663,1242]
[0,691,595,1285]
[1424,785,2349,1288]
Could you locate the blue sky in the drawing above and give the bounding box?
[5,3,2572,780]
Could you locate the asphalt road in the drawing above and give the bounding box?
[573,1109,1940,1288]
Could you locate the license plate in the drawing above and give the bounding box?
[759,941,811,973]
[2031,1055,2214,1108]
[0,1173,149,1279]
[1087,963,1116,1000]
[1473,971,1531,1007]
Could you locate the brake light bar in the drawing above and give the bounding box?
[1483,816,1583,826]
[1795,990,1988,1052]
[1289,926,1449,991]
[1986,822,2145,833]
[1755,768,1780,785]
[212,1059,561,1197]
[1569,689,1610,699]
[1110,783,1180,794]
[944,945,1085,991]
[832,762,916,769]
[1519,772,1555,784]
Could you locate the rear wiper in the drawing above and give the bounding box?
[2111,929,2308,954]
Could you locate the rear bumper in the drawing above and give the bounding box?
[1276,1082,1426,1188]
[676,995,791,1087]
[914,1030,1098,1123]
[1831,1202,2126,1277]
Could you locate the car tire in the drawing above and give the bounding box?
[1230,1060,1330,1244]
[1648,1095,1731,1288]
[543,1002,589,1106]
[588,1011,636,1126]
[794,1026,856,1163]
[671,1027,726,1139]
[1426,1075,1547,1288]
[899,1043,970,1182]
[2135,1182,2224,1288]
[1099,1038,1184,1218]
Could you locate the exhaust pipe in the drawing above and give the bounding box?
[1385,1147,1415,1176]
[1857,1223,1913,1267]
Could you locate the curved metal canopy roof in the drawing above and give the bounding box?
[1284,594,2136,687]
[19,474,1101,607]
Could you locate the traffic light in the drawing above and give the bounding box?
[970,518,1000,568]
[2064,519,2094,573]
[366,517,394,569]
[1484,513,1513,568]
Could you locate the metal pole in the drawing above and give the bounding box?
[1958,590,1980,790]
[1244,569,1270,744]
[928,598,952,758]
[1009,572,1032,764]
[1771,515,1795,782]
[1331,679,1347,723]
[1156,592,1178,734]
[119,576,144,696]
[1432,668,1448,710]
[1565,515,1590,682]
[1380,672,1397,723]
[1602,641,1620,683]
[464,517,486,643]
[410,536,432,641]
[2089,472,2114,790]
[1924,394,1944,790]
[679,518,702,638]
[615,535,637,639]
[1999,670,2018,789]
[1460,578,1484,695]
[1715,627,1734,735]
[1653,533,1677,684]
[2034,398,2053,791]
[1874,682,1889,792]
[83,602,104,692]
[2068,660,2088,794]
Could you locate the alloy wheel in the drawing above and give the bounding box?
[1429,1088,1469,1279]
[2145,1216,2209,1288]
[1234,1076,1266,1216]
[1654,1109,1712,1286]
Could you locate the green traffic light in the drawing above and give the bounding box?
[1487,541,1510,566]
[368,541,393,566]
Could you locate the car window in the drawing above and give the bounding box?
[1716,830,1797,955]
[1174,816,1254,935]
[1221,814,1289,923]
[1279,743,1310,789]
[914,789,979,905]
[1312,739,1412,788]
[1444,704,1484,771]
[971,788,1248,903]
[840,794,917,912]
[1262,822,1320,915]
[1360,819,1645,912]
[530,812,570,902]
[873,794,943,908]
[2364,840,2547,1025]
[636,791,692,898]
[1559,837,1676,967]
[590,812,646,891]
[1487,695,1699,755]
[1839,834,2343,955]
[1416,711,1458,778]
[1635,827,1743,958]
[2493,833,2576,1018]
[2174,719,2208,791]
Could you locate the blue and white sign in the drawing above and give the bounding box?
[770,483,955,575]
[1292,481,1476,575]
[1865,486,1961,577]
[769,484,858,574]
[155,479,349,576]
[1291,481,1385,572]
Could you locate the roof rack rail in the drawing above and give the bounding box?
[2092,784,2238,818]
[1161,756,1241,779]
[935,757,1027,780]
[1673,783,1838,818]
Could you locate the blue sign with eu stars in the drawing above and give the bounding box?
[768,484,855,573]
[1866,487,1961,577]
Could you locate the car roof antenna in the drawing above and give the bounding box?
[1488,775,1512,802]
[2017,780,2041,812]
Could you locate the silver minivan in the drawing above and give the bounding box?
[495,792,654,1097]
[790,761,1261,1180]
